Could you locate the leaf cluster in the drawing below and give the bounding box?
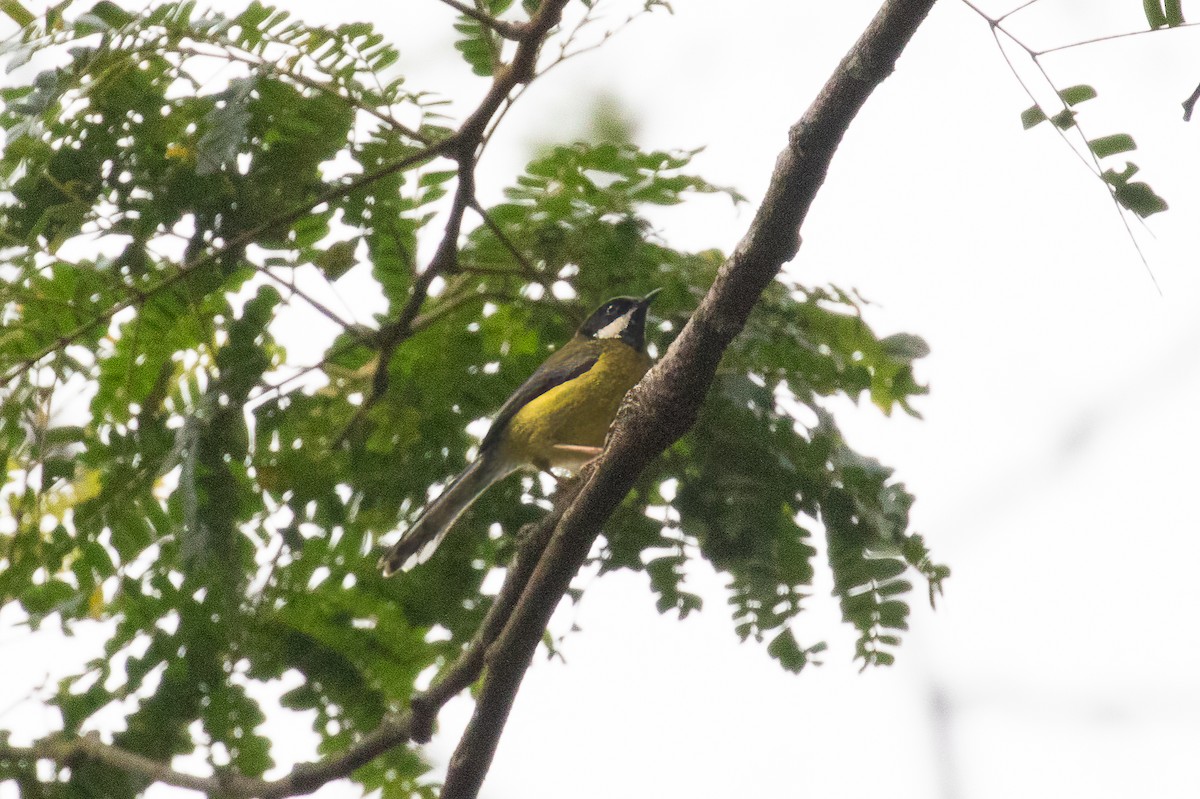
[1021,83,1168,218]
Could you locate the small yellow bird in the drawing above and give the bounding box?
[379,290,660,575]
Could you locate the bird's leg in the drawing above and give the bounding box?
[533,445,607,486]
[550,444,605,471]
[551,444,603,458]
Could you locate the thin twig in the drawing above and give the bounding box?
[996,0,1039,24]
[249,262,364,336]
[478,87,526,154]
[984,23,1162,293]
[1035,20,1200,56]
[0,734,262,797]
[468,200,539,278]
[305,0,580,449]
[346,0,575,422]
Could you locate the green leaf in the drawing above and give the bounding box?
[880,333,930,361]
[453,15,500,77]
[0,0,34,27]
[1050,109,1077,130]
[419,169,457,187]
[1057,84,1097,106]
[1113,180,1169,217]
[1088,133,1137,159]
[1020,105,1047,129]
[1102,163,1169,217]
[766,628,821,673]
[196,78,254,175]
[85,1,133,28]
[314,239,360,281]
[1165,0,1185,26]
[1143,0,1169,28]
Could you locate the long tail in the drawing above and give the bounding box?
[379,454,516,576]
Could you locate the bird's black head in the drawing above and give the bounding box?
[577,289,661,352]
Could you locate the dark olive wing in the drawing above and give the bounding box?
[480,339,601,452]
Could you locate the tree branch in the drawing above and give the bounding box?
[438,1,940,797]
[437,0,525,40]
[0,734,262,797]
[334,0,571,443]
[249,261,364,335]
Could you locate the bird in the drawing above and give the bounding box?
[378,289,661,575]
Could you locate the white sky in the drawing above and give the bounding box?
[4,1,1200,798]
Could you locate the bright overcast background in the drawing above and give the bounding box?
[3,1,1200,798]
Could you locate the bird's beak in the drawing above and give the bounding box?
[639,287,662,307]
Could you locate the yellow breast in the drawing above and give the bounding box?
[502,342,651,471]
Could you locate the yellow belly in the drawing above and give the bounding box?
[502,344,651,471]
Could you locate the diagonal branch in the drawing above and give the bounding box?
[249,262,364,335]
[0,733,263,797]
[438,0,940,797]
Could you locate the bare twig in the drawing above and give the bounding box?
[996,0,1040,24]
[249,0,572,420]
[249,262,363,335]
[468,199,540,278]
[438,0,940,796]
[1034,20,1200,56]
[1182,80,1200,121]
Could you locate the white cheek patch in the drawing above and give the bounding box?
[595,309,634,339]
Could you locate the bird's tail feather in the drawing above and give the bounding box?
[379,455,516,576]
